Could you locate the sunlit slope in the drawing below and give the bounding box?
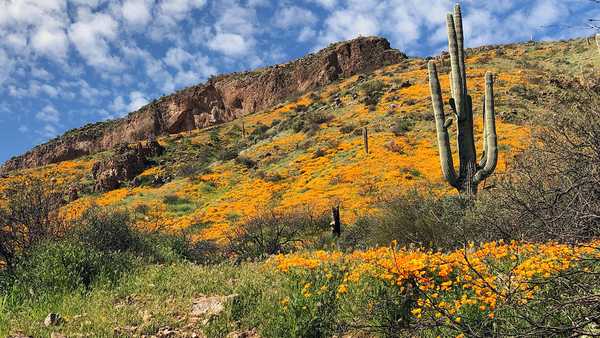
[3,37,598,241]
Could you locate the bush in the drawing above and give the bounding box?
[475,77,600,243]
[391,117,415,136]
[71,207,144,254]
[226,209,330,261]
[360,80,386,107]
[341,191,473,250]
[70,207,194,263]
[3,240,135,298]
[0,176,65,268]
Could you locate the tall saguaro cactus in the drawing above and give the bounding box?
[428,4,498,196]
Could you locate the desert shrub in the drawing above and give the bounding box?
[236,154,257,169]
[476,77,600,243]
[226,209,330,261]
[71,207,144,254]
[339,124,356,134]
[313,148,326,158]
[2,240,135,299]
[250,123,270,141]
[345,191,472,250]
[217,146,241,161]
[360,80,387,107]
[70,207,193,264]
[391,117,415,136]
[0,176,65,268]
[306,111,333,125]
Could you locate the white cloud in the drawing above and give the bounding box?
[121,0,154,28]
[110,91,149,115]
[31,26,69,59]
[164,47,192,70]
[158,0,206,20]
[208,33,253,56]
[128,91,148,111]
[40,124,59,138]
[298,27,316,42]
[68,11,123,71]
[35,105,60,124]
[110,95,128,113]
[274,6,317,28]
[319,9,380,45]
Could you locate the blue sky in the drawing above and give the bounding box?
[0,0,598,163]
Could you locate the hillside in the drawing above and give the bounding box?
[0,37,406,173]
[3,36,600,242]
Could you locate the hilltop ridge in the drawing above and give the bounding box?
[1,36,406,174]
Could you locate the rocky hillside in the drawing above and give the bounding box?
[1,35,598,242]
[0,37,406,173]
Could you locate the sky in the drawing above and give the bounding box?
[0,0,599,164]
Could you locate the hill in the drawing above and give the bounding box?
[3,36,598,242]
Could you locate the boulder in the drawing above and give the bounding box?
[44,313,63,327]
[92,141,164,192]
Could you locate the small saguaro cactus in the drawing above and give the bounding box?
[596,33,600,56]
[428,3,498,196]
[331,205,341,236]
[363,127,369,154]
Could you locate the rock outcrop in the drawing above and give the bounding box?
[92,139,164,192]
[1,36,407,173]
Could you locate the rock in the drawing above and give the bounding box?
[44,313,63,327]
[67,185,79,202]
[1,36,407,174]
[92,141,164,192]
[190,294,238,325]
[226,329,260,338]
[7,333,33,338]
[50,333,67,338]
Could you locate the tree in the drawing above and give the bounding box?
[0,176,65,267]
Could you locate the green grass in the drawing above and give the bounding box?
[2,262,280,337]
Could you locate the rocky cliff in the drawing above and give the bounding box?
[1,36,407,173]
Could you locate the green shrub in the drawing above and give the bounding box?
[226,209,330,261]
[4,240,135,298]
[391,117,415,136]
[236,154,257,169]
[72,208,144,254]
[347,191,472,250]
[360,80,386,107]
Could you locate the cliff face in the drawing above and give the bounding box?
[1,36,407,173]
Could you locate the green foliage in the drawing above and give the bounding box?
[340,191,472,250]
[390,117,415,136]
[360,80,386,108]
[71,208,144,254]
[225,210,330,261]
[2,240,135,298]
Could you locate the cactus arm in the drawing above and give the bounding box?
[428,61,459,188]
[474,72,497,184]
[449,70,455,99]
[453,4,467,96]
[447,13,464,119]
[478,94,488,168]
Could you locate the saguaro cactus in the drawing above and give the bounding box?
[428,4,498,196]
[363,127,369,154]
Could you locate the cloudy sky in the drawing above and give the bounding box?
[0,0,598,163]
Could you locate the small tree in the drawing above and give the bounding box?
[0,176,65,267]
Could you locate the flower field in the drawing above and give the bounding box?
[270,240,600,336]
